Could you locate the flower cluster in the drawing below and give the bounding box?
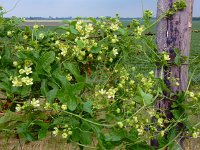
[76,20,94,35]
[52,125,72,139]
[15,98,40,112]
[192,128,200,138]
[162,51,170,61]
[12,60,33,87]
[44,102,68,112]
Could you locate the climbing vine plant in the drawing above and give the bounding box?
[0,2,200,149]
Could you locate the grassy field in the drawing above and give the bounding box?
[190,21,200,85]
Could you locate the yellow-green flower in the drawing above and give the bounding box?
[136,26,144,36]
[33,24,39,29]
[62,133,68,139]
[117,122,123,128]
[24,67,32,75]
[110,23,119,31]
[16,104,22,112]
[53,127,59,136]
[12,77,23,87]
[61,104,68,110]
[21,76,33,85]
[19,69,25,74]
[44,102,51,110]
[7,30,13,36]
[192,132,199,138]
[23,35,28,40]
[66,74,72,81]
[39,33,45,39]
[112,48,118,56]
[30,98,40,107]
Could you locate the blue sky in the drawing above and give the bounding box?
[0,0,199,18]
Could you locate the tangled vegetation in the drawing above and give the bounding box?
[0,4,200,149]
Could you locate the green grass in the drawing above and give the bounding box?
[190,21,200,85]
[121,20,200,86]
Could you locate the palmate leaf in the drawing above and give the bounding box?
[76,40,85,49]
[105,129,127,142]
[57,82,85,111]
[0,111,23,129]
[17,122,36,142]
[36,51,55,74]
[136,86,154,106]
[33,120,49,140]
[0,82,11,92]
[1,47,11,66]
[83,101,93,114]
[16,50,40,61]
[41,79,48,97]
[69,26,78,34]
[46,88,58,104]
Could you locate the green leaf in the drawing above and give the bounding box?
[128,143,153,150]
[83,101,93,114]
[0,111,23,128]
[72,82,85,94]
[24,132,36,141]
[57,83,84,111]
[134,95,143,104]
[38,51,55,73]
[157,136,168,149]
[174,48,181,66]
[17,123,36,142]
[68,96,79,111]
[91,47,101,53]
[76,40,85,49]
[88,17,97,23]
[127,128,138,141]
[105,130,126,142]
[137,87,154,106]
[80,131,92,145]
[21,86,31,97]
[16,50,40,60]
[118,28,126,35]
[52,71,68,87]
[41,79,48,97]
[63,62,85,82]
[0,82,11,92]
[171,106,185,120]
[46,88,58,103]
[69,26,78,34]
[33,120,49,140]
[168,142,181,150]
[1,47,11,66]
[71,128,80,142]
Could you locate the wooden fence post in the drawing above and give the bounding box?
[152,0,194,149]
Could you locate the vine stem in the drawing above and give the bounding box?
[63,111,116,127]
[70,139,96,149]
[158,132,182,150]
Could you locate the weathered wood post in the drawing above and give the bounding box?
[152,0,194,149]
[157,0,193,92]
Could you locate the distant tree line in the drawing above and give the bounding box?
[5,16,200,21]
[193,17,200,21]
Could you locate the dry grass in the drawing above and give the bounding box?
[22,20,65,26]
[0,136,80,150]
[1,137,200,150]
